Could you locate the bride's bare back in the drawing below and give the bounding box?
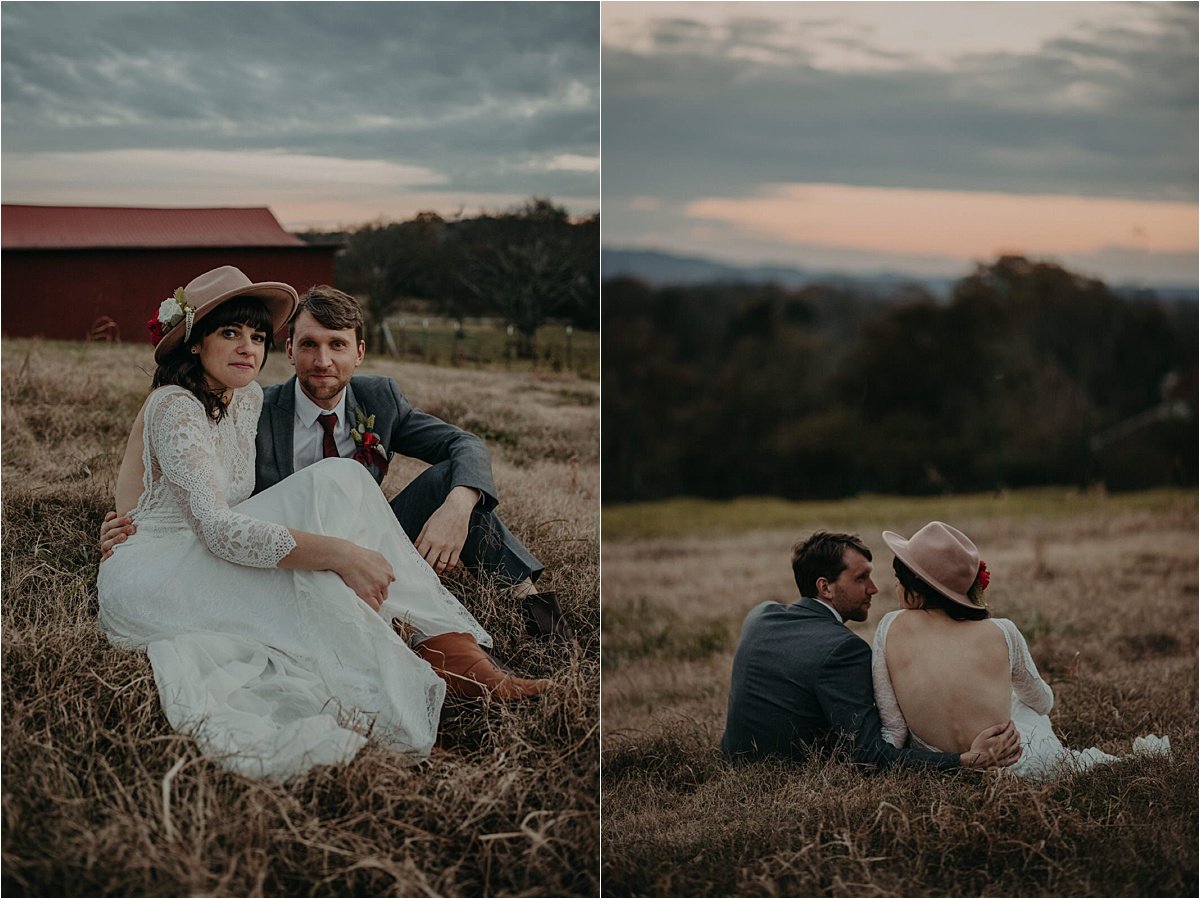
[884,609,1011,753]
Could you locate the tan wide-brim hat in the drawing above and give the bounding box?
[882,521,982,609]
[153,265,298,363]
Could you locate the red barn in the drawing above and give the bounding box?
[1,205,338,342]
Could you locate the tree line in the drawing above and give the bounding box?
[299,198,599,355]
[603,256,1197,503]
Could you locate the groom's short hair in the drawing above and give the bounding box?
[791,532,872,597]
[292,285,364,343]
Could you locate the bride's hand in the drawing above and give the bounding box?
[962,719,1022,769]
[100,511,137,560]
[333,543,396,613]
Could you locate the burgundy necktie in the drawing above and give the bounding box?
[318,412,340,459]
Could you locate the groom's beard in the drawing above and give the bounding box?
[298,372,347,403]
[829,590,872,622]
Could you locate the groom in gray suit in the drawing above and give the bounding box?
[258,285,568,641]
[720,531,1018,770]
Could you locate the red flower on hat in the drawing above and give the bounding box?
[147,317,167,346]
[976,560,990,591]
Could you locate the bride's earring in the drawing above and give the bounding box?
[190,346,199,355]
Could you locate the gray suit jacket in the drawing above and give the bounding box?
[255,375,499,511]
[720,597,960,770]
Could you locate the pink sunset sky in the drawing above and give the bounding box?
[684,183,1196,262]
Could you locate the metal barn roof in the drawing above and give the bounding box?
[1,205,307,250]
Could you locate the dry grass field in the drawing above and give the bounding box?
[1,337,599,896]
[602,491,1198,896]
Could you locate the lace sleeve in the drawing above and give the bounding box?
[871,611,909,748]
[996,618,1054,715]
[232,380,264,443]
[148,389,297,568]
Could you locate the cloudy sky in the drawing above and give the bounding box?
[602,1,1197,286]
[2,2,599,229]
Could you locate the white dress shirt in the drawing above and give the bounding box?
[812,597,844,624]
[292,381,357,471]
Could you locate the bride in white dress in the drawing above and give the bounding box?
[98,267,545,780]
[871,521,1169,779]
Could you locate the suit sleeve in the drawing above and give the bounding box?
[816,635,960,770]
[383,379,500,511]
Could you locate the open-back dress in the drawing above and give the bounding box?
[871,609,1168,778]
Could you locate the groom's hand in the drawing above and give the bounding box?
[415,486,479,575]
[99,512,137,560]
[961,719,1022,769]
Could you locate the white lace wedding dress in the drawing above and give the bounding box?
[871,610,1169,779]
[97,382,491,780]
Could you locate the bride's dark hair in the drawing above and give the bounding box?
[893,557,989,621]
[151,295,275,423]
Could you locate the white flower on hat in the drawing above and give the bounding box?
[158,296,183,324]
[148,287,194,346]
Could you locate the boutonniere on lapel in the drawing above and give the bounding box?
[350,406,390,478]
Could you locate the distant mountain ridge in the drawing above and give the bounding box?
[602,247,1197,303]
[603,247,961,297]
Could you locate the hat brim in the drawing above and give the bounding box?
[882,529,979,609]
[154,281,298,363]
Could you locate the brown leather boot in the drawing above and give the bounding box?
[414,632,551,701]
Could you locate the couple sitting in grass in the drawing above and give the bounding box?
[722,525,1169,778]
[97,266,571,779]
